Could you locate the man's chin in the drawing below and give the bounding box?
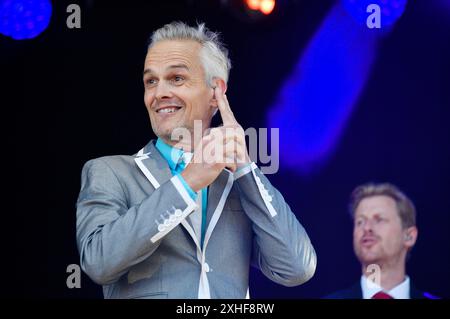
[357,250,381,266]
[154,127,178,140]
[156,130,191,147]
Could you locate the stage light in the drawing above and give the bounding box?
[246,0,261,11]
[260,0,275,15]
[267,3,380,174]
[0,0,52,40]
[245,0,275,15]
[342,0,408,27]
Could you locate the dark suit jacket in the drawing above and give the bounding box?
[326,281,438,299]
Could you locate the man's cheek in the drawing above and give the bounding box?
[144,91,153,106]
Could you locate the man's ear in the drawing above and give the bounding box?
[404,226,418,249]
[210,78,227,107]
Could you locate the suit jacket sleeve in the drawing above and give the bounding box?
[235,163,317,287]
[76,158,197,285]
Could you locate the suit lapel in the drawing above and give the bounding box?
[203,169,234,250]
[134,140,234,251]
[353,282,363,298]
[134,141,172,189]
[134,140,201,244]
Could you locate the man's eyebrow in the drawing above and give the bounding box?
[143,69,152,76]
[167,64,189,70]
[143,64,189,76]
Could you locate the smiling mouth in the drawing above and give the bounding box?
[156,106,182,114]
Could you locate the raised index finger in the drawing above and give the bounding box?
[215,86,236,126]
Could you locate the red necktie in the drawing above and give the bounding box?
[372,291,394,299]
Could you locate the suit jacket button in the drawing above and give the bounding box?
[174,209,183,217]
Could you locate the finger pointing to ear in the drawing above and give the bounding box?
[215,86,236,126]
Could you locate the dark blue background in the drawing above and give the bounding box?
[5,0,449,298]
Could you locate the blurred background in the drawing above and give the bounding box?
[4,0,450,298]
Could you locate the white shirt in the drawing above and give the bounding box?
[361,275,411,299]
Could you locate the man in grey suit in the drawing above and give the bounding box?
[76,21,316,299]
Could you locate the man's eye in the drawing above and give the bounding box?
[145,78,157,86]
[173,75,185,83]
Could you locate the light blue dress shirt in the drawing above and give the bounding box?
[155,138,208,247]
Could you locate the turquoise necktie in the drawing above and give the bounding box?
[177,154,208,248]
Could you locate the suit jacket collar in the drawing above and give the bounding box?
[134,140,234,251]
[206,170,232,226]
[134,140,172,189]
[348,281,364,299]
[354,279,427,299]
[155,138,188,172]
[327,278,436,299]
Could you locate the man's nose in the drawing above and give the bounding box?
[154,81,173,100]
[363,219,375,232]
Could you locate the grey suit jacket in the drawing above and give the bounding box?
[76,140,316,299]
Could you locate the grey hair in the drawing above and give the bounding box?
[148,21,231,86]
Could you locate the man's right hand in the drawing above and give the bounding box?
[181,85,249,192]
[181,130,240,192]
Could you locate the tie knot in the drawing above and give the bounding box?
[372,291,394,299]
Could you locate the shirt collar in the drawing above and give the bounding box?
[155,138,191,170]
[361,275,410,299]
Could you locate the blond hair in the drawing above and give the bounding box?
[349,183,416,228]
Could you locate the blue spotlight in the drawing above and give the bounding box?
[342,0,408,27]
[267,3,380,174]
[0,0,52,40]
